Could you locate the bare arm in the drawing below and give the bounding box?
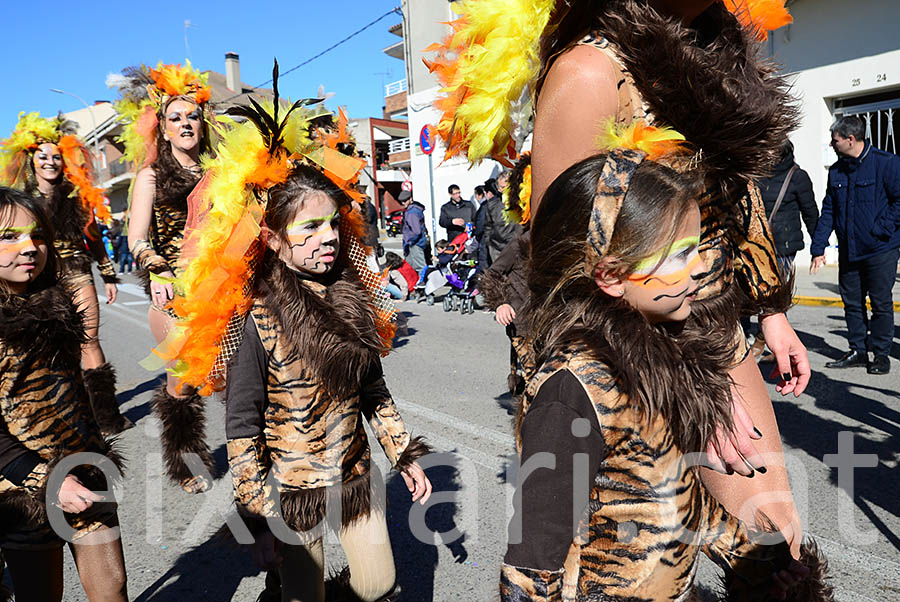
[128,167,156,253]
[530,45,620,213]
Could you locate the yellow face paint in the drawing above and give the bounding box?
[628,235,701,290]
[0,222,43,255]
[285,211,339,245]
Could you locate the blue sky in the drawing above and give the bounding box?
[1,1,407,135]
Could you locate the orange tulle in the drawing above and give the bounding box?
[57,135,111,228]
[724,0,793,40]
[149,62,212,103]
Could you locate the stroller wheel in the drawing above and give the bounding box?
[465,298,475,314]
[451,296,459,311]
[426,294,435,306]
[459,297,467,314]
[442,296,451,312]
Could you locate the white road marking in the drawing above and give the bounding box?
[395,398,515,448]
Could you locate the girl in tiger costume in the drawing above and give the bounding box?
[500,134,832,601]
[109,61,215,493]
[151,62,432,601]
[0,112,130,436]
[0,187,127,601]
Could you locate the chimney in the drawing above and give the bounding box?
[225,52,241,93]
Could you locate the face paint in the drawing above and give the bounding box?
[163,99,202,153]
[0,209,48,293]
[628,235,701,291]
[272,192,340,276]
[619,205,706,324]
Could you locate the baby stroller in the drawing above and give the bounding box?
[414,228,480,313]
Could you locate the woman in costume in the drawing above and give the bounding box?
[428,0,808,555]
[500,126,829,602]
[154,62,431,601]
[0,187,127,602]
[110,61,215,493]
[0,112,131,436]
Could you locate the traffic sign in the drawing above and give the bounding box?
[420,124,435,156]
[401,180,412,192]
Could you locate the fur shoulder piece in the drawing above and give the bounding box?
[595,0,798,195]
[537,299,737,454]
[0,284,85,370]
[38,185,90,244]
[258,260,384,399]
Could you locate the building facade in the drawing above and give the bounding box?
[772,0,900,263]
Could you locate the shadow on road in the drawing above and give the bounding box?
[118,374,165,423]
[387,456,467,602]
[771,327,900,553]
[133,536,259,601]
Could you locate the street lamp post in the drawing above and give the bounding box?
[49,88,101,182]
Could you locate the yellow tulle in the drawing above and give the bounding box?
[424,0,556,165]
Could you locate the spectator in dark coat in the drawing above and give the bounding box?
[759,141,818,276]
[481,178,520,266]
[811,115,900,374]
[439,184,476,241]
[399,189,428,271]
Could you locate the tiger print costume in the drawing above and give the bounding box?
[501,344,832,602]
[0,283,123,550]
[225,259,428,534]
[37,185,118,290]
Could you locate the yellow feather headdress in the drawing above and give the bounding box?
[109,60,212,173]
[426,0,792,165]
[0,111,111,226]
[150,61,395,395]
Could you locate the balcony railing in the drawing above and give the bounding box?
[388,137,411,154]
[384,79,408,97]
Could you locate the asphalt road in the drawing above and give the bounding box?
[20,268,900,601]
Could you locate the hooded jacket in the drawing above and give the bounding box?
[811,141,900,262]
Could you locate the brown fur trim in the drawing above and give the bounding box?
[595,1,799,197]
[480,268,510,311]
[150,385,214,483]
[393,436,431,474]
[60,254,93,277]
[324,566,399,602]
[531,294,737,454]
[279,474,372,533]
[83,363,132,435]
[721,539,834,602]
[257,259,384,399]
[0,283,85,372]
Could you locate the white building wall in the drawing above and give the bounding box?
[407,86,505,242]
[770,0,900,263]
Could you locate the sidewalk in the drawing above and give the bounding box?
[792,264,900,312]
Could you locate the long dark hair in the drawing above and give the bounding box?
[153,96,212,204]
[528,154,734,452]
[0,187,61,299]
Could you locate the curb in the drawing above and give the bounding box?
[792,295,900,312]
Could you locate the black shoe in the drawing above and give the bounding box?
[868,355,891,375]
[825,350,868,368]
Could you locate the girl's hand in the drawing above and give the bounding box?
[401,461,432,504]
[495,304,516,326]
[769,558,810,599]
[705,397,765,476]
[150,270,176,308]
[57,475,103,514]
[759,313,811,397]
[251,529,283,571]
[105,282,118,304]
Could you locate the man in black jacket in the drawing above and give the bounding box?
[760,141,819,276]
[439,184,476,241]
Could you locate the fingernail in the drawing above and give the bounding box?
[758,466,767,474]
[781,373,791,382]
[753,427,763,438]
